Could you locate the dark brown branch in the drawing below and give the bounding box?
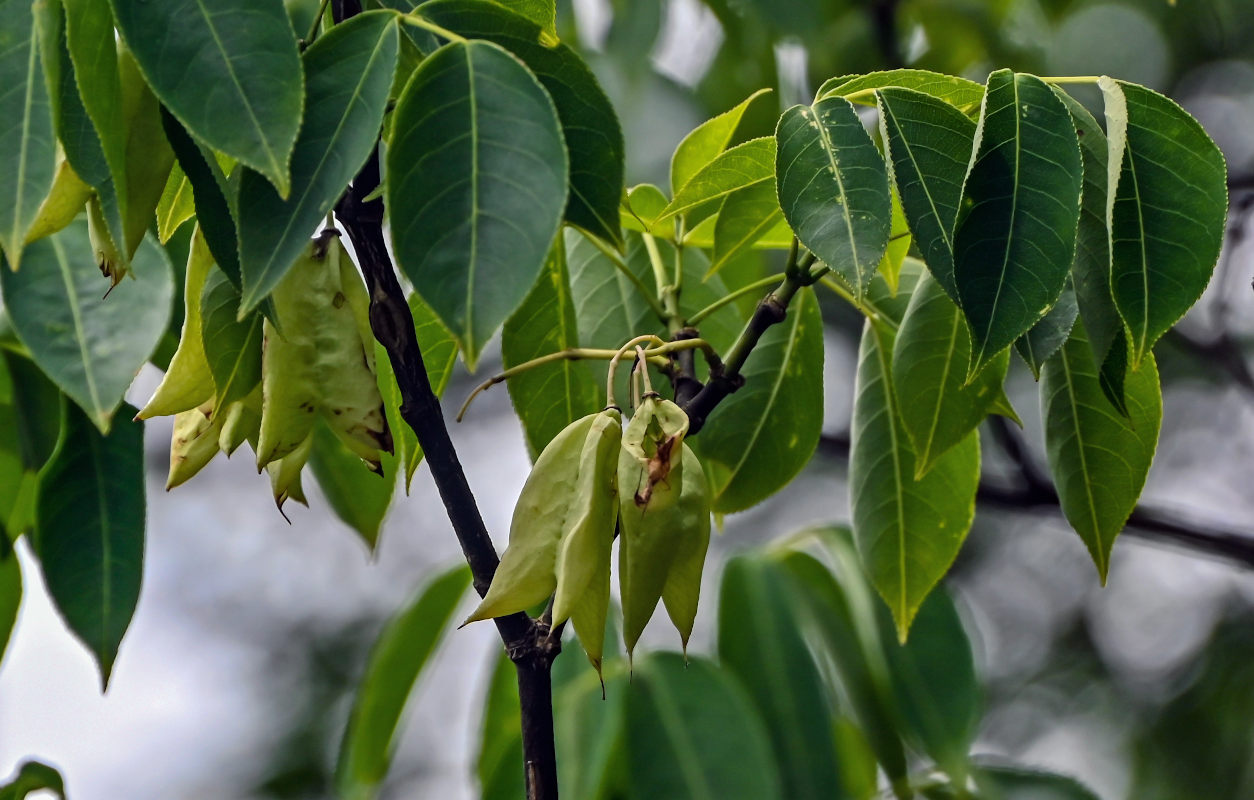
[331,3,558,797]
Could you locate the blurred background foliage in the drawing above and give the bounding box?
[5,0,1253,797]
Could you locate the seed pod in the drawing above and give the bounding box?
[218,384,262,456]
[267,434,312,515]
[619,394,689,511]
[87,195,127,287]
[552,408,622,673]
[138,226,217,419]
[167,400,225,489]
[465,408,621,626]
[619,439,711,659]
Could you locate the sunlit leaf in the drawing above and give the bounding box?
[657,137,775,225]
[818,69,984,115]
[671,88,771,195]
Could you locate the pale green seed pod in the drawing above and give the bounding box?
[465,409,622,626]
[267,434,312,514]
[87,195,127,287]
[138,226,216,419]
[167,400,225,490]
[619,394,689,511]
[218,384,262,456]
[551,408,622,673]
[661,447,711,654]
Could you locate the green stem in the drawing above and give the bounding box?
[818,274,898,331]
[1038,75,1101,84]
[304,0,334,45]
[687,274,782,325]
[585,233,669,322]
[402,13,469,43]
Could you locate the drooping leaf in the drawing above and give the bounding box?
[0,761,65,800]
[308,421,394,550]
[776,97,891,299]
[335,564,471,800]
[892,272,1009,477]
[708,180,791,277]
[671,88,771,195]
[1040,322,1161,581]
[237,11,399,314]
[419,0,624,246]
[1099,78,1228,368]
[0,0,57,269]
[626,653,783,800]
[1015,281,1078,377]
[953,70,1082,379]
[502,241,602,458]
[719,554,843,800]
[387,40,568,368]
[657,136,775,225]
[0,220,173,431]
[200,269,263,410]
[689,289,822,513]
[877,88,975,303]
[850,321,980,640]
[109,0,303,196]
[35,400,145,688]
[818,69,984,115]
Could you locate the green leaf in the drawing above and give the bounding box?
[877,88,975,303]
[850,321,979,640]
[200,269,263,410]
[0,220,173,431]
[402,295,459,488]
[502,240,602,458]
[1099,78,1229,368]
[880,587,980,778]
[308,421,394,550]
[708,181,791,277]
[237,12,398,314]
[476,651,524,800]
[0,552,19,668]
[671,88,771,196]
[622,183,668,233]
[162,110,242,289]
[877,190,911,295]
[1015,281,1078,378]
[1054,91,1122,381]
[0,0,57,269]
[719,554,842,800]
[492,0,557,39]
[556,667,629,800]
[567,228,658,360]
[0,761,65,800]
[657,136,775,225]
[420,0,624,246]
[109,0,303,196]
[0,349,62,472]
[335,564,471,800]
[818,70,985,115]
[953,70,1082,379]
[1040,322,1161,581]
[974,764,1102,800]
[689,289,822,513]
[36,400,145,688]
[776,97,891,299]
[892,272,1009,477]
[626,653,783,800]
[387,40,568,368]
[156,164,196,243]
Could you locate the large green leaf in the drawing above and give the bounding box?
[308,421,394,550]
[237,11,397,314]
[0,0,57,269]
[419,0,624,246]
[877,88,974,303]
[387,40,567,368]
[671,88,771,195]
[708,181,791,277]
[199,269,263,410]
[690,289,822,513]
[1040,323,1161,581]
[953,70,1082,379]
[626,653,783,800]
[892,272,1009,477]
[502,241,601,458]
[0,220,173,431]
[109,0,303,196]
[850,321,979,640]
[335,564,471,800]
[719,554,843,800]
[1099,79,1228,368]
[35,400,144,688]
[818,69,984,115]
[658,137,774,225]
[776,96,891,299]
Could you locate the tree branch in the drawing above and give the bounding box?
[330,3,558,798]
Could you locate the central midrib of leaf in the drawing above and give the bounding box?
[191,0,284,185]
[88,432,114,659]
[464,45,481,356]
[980,77,1023,364]
[52,236,104,420]
[1058,346,1105,574]
[922,311,961,466]
[882,98,952,253]
[811,106,864,296]
[1122,145,1151,360]
[872,326,909,620]
[13,25,39,253]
